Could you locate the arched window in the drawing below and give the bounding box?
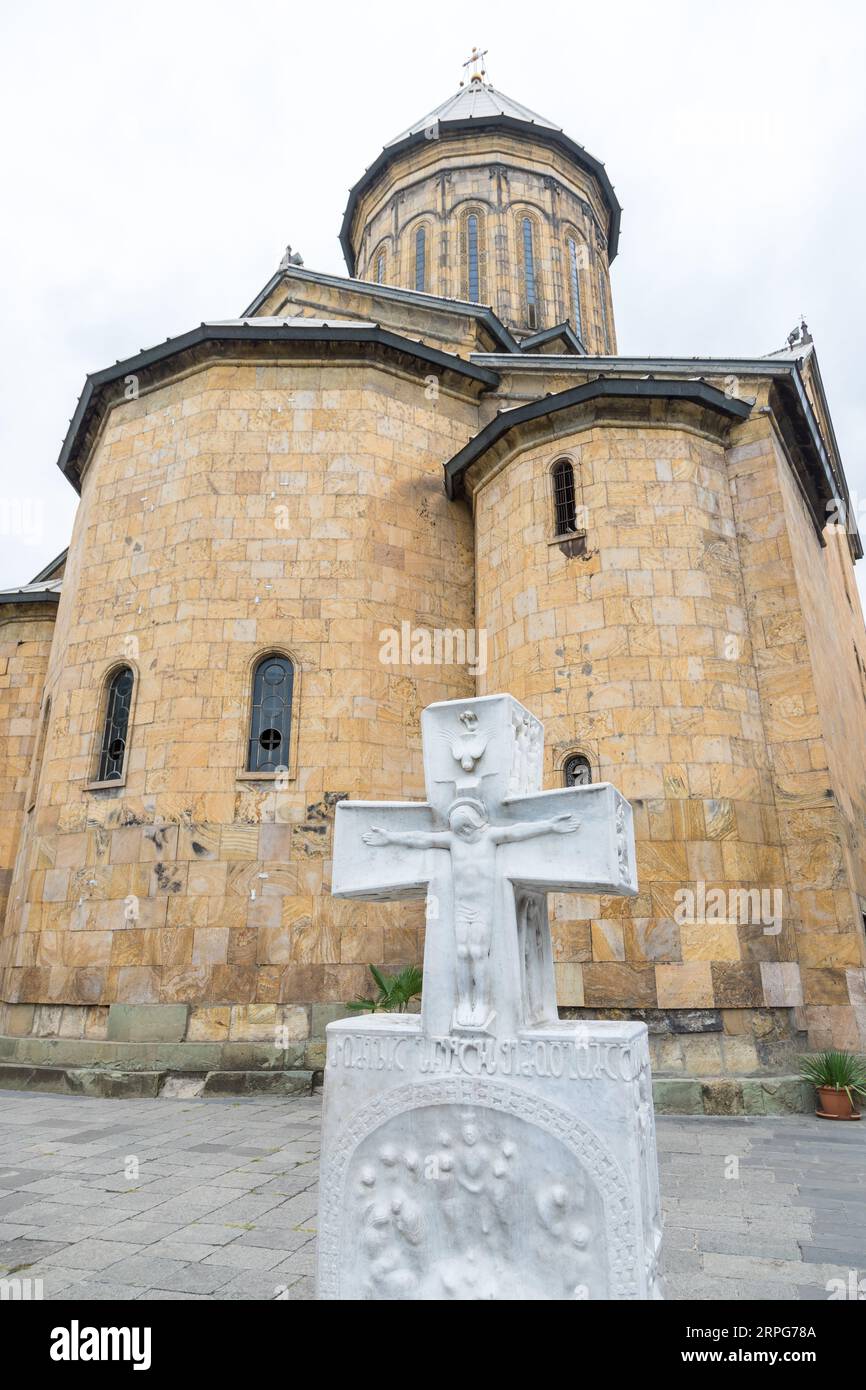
[567,237,584,341]
[248,654,294,772]
[375,251,385,285]
[522,217,538,328]
[564,754,592,787]
[414,226,426,292]
[97,667,134,782]
[598,267,611,352]
[459,209,486,302]
[552,459,578,536]
[467,213,480,301]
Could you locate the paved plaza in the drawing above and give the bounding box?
[0,1089,863,1300]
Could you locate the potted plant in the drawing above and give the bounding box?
[347,963,423,1015]
[798,1050,866,1120]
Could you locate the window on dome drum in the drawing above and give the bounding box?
[552,459,579,536]
[415,227,426,292]
[598,268,611,352]
[563,754,592,787]
[248,655,294,773]
[97,667,134,783]
[375,252,385,285]
[522,217,537,328]
[567,238,583,341]
[467,213,480,301]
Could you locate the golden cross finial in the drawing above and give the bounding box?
[462,46,488,84]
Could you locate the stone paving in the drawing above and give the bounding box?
[0,1089,863,1300]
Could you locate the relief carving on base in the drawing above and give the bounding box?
[319,1079,638,1300]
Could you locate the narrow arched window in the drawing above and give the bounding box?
[552,459,578,536]
[414,227,426,292]
[97,667,134,782]
[564,754,592,787]
[248,654,294,772]
[375,251,385,285]
[598,268,611,352]
[567,238,584,341]
[467,213,480,301]
[522,217,538,328]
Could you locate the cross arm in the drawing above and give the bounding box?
[498,784,637,897]
[331,800,445,901]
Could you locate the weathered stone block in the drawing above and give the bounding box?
[701,1080,744,1116]
[652,1078,703,1114]
[106,1003,189,1043]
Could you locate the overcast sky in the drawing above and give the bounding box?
[2,0,865,604]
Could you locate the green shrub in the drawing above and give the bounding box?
[347,963,423,1014]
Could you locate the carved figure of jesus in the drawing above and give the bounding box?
[363,802,580,1029]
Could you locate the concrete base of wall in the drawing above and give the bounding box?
[0,1058,316,1098]
[0,1003,818,1110]
[0,1033,814,1111]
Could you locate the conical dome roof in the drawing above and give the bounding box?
[386,81,561,146]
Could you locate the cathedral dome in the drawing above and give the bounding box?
[340,70,621,349]
[383,80,564,145]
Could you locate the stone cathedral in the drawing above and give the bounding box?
[2,60,865,1111]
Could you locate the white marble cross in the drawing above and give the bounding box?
[332,694,637,1038]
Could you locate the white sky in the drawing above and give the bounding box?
[1,0,865,606]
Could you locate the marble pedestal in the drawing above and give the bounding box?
[317,1015,664,1300]
[316,692,664,1301]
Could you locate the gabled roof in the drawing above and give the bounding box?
[340,81,622,275]
[30,549,67,583]
[242,264,520,353]
[518,323,586,355]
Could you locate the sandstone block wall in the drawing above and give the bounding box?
[727,415,866,1049]
[0,357,479,1035]
[470,404,866,1054]
[0,608,56,926]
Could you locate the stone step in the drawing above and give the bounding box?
[0,1062,316,1100]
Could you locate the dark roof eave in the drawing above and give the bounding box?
[0,589,60,608]
[340,115,622,275]
[444,378,751,499]
[57,324,501,490]
[790,360,863,560]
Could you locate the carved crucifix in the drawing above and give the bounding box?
[331,694,637,1039]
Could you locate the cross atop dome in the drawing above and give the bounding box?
[461,45,488,85]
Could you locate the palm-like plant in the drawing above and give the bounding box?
[347,963,423,1014]
[798,1050,866,1107]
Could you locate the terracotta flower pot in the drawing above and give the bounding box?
[816,1085,860,1120]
